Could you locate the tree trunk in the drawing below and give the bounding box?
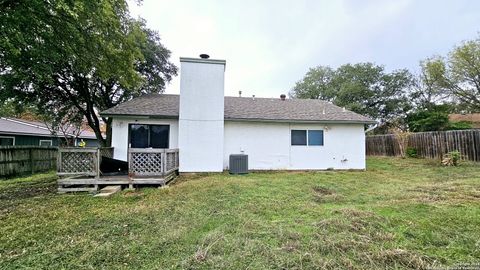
[104,117,113,147]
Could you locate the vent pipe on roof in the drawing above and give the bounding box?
[199,54,210,59]
[252,94,255,100]
[342,107,346,112]
[280,94,286,101]
[239,90,242,97]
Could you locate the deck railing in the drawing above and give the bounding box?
[58,147,179,178]
[128,148,179,177]
[57,147,114,177]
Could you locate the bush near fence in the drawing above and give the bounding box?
[366,129,480,162]
[0,146,57,178]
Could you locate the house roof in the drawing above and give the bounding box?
[101,94,375,124]
[0,117,97,139]
[449,113,480,128]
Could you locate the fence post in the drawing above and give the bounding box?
[57,149,62,173]
[96,148,101,179]
[159,149,165,176]
[29,148,34,174]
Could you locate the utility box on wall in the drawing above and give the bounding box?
[229,154,248,174]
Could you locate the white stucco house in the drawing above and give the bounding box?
[101,56,375,172]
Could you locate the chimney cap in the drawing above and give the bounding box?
[280,94,286,101]
[199,54,210,59]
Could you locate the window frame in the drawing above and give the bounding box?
[0,136,15,146]
[128,123,170,149]
[39,139,53,146]
[290,129,324,147]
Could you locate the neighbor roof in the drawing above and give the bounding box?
[101,94,375,124]
[0,117,97,139]
[449,113,480,128]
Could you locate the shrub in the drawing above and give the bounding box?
[406,147,418,158]
[442,150,462,166]
[448,121,472,130]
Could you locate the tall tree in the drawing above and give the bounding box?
[0,0,177,146]
[409,57,449,109]
[291,63,414,128]
[422,37,480,112]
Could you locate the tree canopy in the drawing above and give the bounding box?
[421,37,480,112]
[290,63,414,128]
[0,0,177,146]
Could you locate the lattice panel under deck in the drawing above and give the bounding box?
[60,152,96,173]
[130,152,163,176]
[100,148,114,159]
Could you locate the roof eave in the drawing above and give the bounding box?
[225,118,376,124]
[100,113,375,124]
[100,113,179,119]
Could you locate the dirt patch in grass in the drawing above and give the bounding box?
[408,182,480,203]
[370,248,434,269]
[315,208,433,269]
[0,177,56,203]
[0,174,57,214]
[312,185,343,203]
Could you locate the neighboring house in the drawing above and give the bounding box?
[449,113,480,129]
[101,56,375,172]
[0,117,99,147]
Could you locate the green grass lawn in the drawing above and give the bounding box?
[0,157,479,269]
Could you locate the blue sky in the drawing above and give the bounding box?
[130,0,480,98]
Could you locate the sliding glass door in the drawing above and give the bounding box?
[129,124,169,148]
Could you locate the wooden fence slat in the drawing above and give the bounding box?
[366,129,480,162]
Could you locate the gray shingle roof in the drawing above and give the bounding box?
[101,94,375,124]
[0,117,97,139]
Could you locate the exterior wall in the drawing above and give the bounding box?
[178,58,225,172]
[109,117,366,170]
[0,134,59,146]
[0,133,98,147]
[223,121,366,170]
[110,117,179,161]
[223,122,291,170]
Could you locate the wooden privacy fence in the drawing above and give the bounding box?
[366,129,480,161]
[0,146,58,177]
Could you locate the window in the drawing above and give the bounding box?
[291,130,324,146]
[291,130,307,145]
[308,130,324,146]
[0,136,14,146]
[129,124,169,148]
[39,140,53,146]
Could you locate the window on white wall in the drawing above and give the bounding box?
[308,130,324,146]
[291,130,324,146]
[129,124,169,148]
[291,130,307,145]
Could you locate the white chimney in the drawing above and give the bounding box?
[178,56,226,172]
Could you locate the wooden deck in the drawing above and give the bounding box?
[57,147,179,193]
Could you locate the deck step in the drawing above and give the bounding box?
[94,185,121,197]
